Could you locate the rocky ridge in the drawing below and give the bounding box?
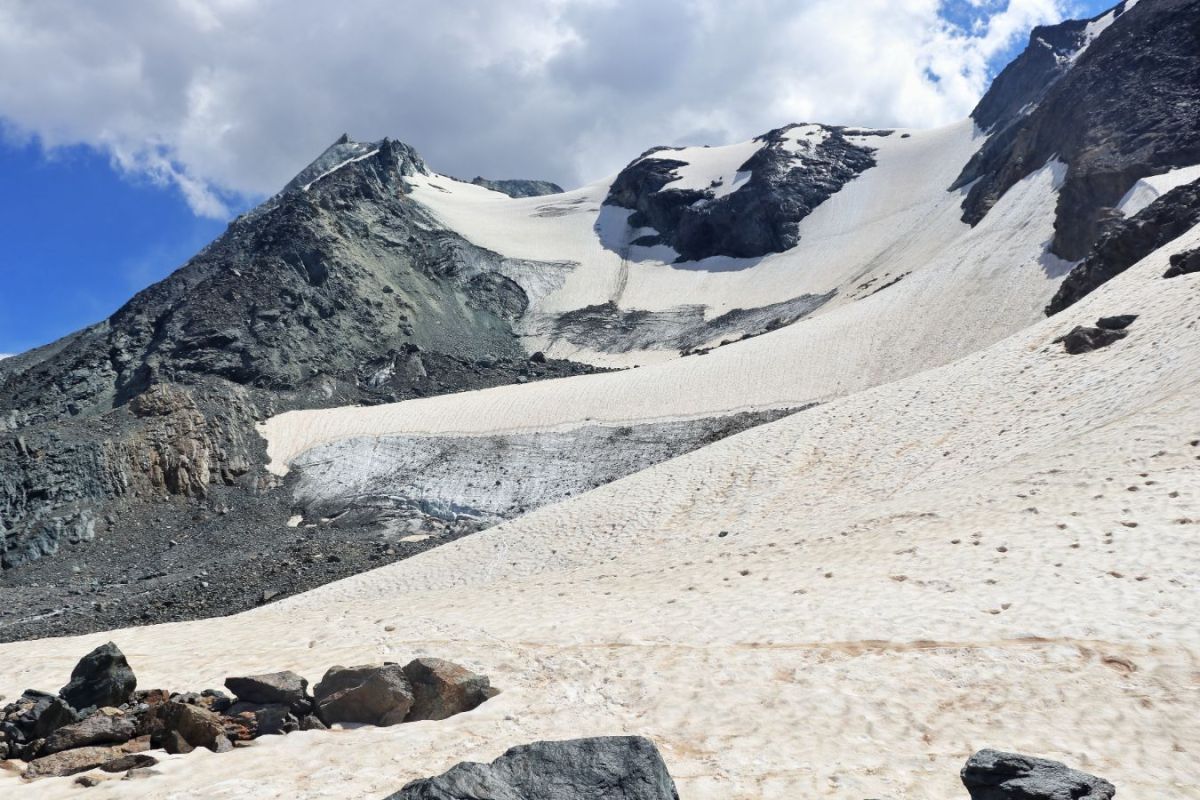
[954,0,1200,260]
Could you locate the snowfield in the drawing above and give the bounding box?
[2,205,1198,797]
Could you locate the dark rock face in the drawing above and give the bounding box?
[1164,245,1200,278]
[402,658,497,722]
[224,671,311,714]
[955,0,1200,261]
[1046,181,1200,314]
[313,664,414,726]
[961,749,1116,800]
[59,642,137,711]
[470,177,564,198]
[387,736,680,800]
[605,125,878,261]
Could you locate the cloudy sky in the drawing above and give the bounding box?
[0,0,1112,355]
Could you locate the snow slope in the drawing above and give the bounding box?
[1117,164,1200,217]
[3,220,1197,799]
[407,122,984,369]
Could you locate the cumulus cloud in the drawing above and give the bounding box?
[0,0,1074,217]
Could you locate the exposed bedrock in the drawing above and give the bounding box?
[539,292,835,356]
[469,177,564,198]
[955,0,1200,261]
[1046,180,1200,314]
[290,408,806,532]
[604,124,879,262]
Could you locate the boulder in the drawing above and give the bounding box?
[1059,326,1127,355]
[313,664,414,726]
[99,753,158,773]
[1164,247,1200,279]
[961,749,1116,800]
[23,738,150,779]
[59,643,137,711]
[386,736,680,800]
[26,694,80,740]
[225,701,297,736]
[401,658,498,721]
[1094,314,1137,331]
[41,711,137,755]
[224,671,311,713]
[157,701,227,753]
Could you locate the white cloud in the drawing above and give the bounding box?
[0,0,1071,217]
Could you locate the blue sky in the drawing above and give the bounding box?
[0,0,1115,357]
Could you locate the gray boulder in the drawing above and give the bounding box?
[41,711,137,755]
[225,670,311,713]
[386,736,679,800]
[313,664,414,726]
[59,642,137,711]
[402,658,497,722]
[961,749,1116,800]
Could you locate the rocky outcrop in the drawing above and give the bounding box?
[313,664,414,726]
[1046,181,1200,314]
[386,736,680,800]
[59,642,137,711]
[961,749,1116,800]
[955,0,1200,261]
[402,657,498,722]
[470,177,564,198]
[605,125,878,261]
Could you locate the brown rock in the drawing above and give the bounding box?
[23,738,149,779]
[99,753,158,773]
[313,664,414,727]
[401,658,498,722]
[159,702,225,752]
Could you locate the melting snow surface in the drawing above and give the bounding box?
[1117,164,1200,217]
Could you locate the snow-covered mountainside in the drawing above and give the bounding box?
[0,0,1196,659]
[1,0,1198,796]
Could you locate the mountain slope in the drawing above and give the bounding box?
[3,0,1198,642]
[2,199,1197,800]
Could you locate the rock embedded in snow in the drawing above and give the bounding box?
[961,749,1116,800]
[313,664,415,727]
[1163,246,1200,279]
[402,657,497,722]
[1059,325,1128,355]
[59,642,137,712]
[469,177,564,198]
[1095,314,1137,331]
[386,736,680,800]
